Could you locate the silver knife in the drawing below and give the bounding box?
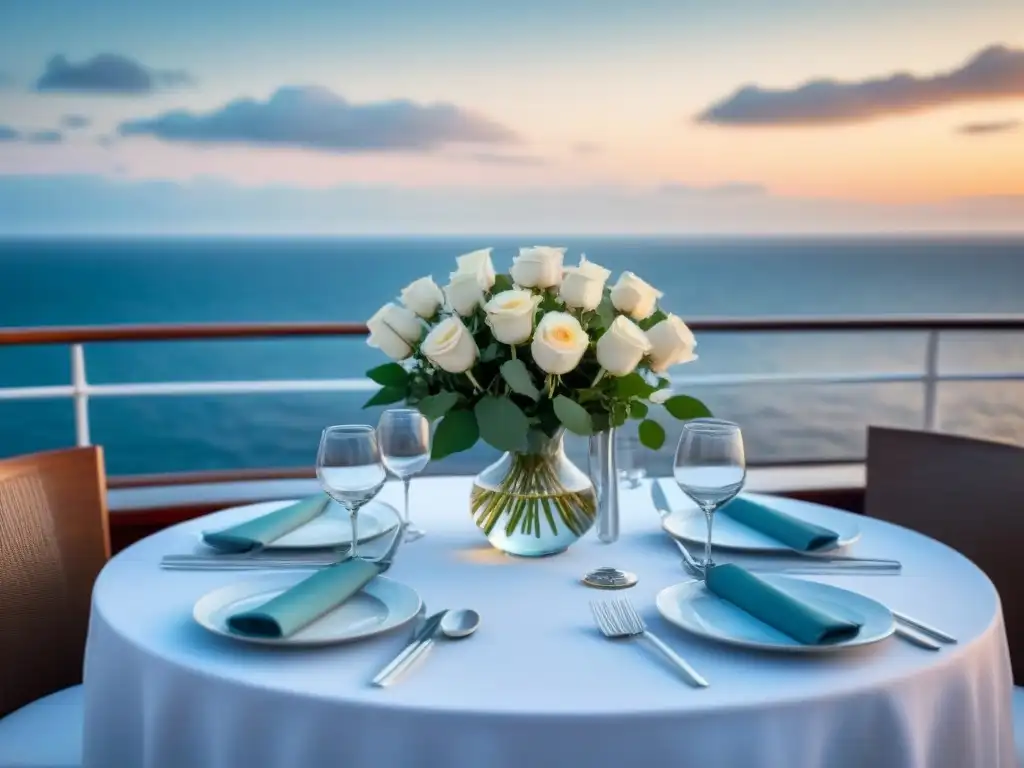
[371,610,447,686]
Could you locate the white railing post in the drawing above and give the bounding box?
[922,330,940,431]
[70,344,91,446]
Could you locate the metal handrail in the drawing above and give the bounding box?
[3,314,1024,346]
[2,315,1024,455]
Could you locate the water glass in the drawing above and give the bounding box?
[377,408,431,541]
[673,419,746,573]
[316,425,388,561]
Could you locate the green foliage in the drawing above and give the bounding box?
[629,400,649,419]
[615,372,656,399]
[491,274,514,293]
[417,391,460,421]
[431,409,480,460]
[553,395,593,435]
[500,359,540,400]
[362,386,406,408]
[475,396,530,452]
[638,419,666,450]
[366,363,408,387]
[664,395,713,420]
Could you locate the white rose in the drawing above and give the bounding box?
[610,271,663,320]
[485,289,540,345]
[645,314,698,372]
[510,246,565,289]
[455,248,496,291]
[366,303,421,361]
[400,277,444,318]
[560,254,611,311]
[531,312,589,375]
[596,315,652,376]
[421,316,479,373]
[445,271,485,316]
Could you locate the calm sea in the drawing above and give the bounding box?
[2,236,1023,476]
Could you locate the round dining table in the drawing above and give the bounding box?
[82,477,1016,768]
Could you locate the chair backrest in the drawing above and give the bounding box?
[0,447,109,718]
[865,427,1024,682]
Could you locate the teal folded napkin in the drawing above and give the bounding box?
[227,558,381,639]
[705,564,862,645]
[722,496,840,552]
[201,495,331,553]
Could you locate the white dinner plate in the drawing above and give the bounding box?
[662,492,861,553]
[193,572,422,647]
[656,575,895,653]
[199,498,399,550]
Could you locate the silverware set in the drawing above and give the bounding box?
[372,608,480,687]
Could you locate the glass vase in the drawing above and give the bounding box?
[470,429,597,556]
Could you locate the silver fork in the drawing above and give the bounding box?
[590,599,709,688]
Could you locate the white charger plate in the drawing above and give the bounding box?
[656,575,894,653]
[193,572,421,647]
[662,492,861,553]
[199,498,399,551]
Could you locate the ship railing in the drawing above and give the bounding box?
[1,316,1023,489]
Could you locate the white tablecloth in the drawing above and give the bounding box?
[82,478,1016,768]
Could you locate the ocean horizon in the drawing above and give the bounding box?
[2,235,1023,476]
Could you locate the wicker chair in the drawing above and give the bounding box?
[0,447,110,768]
[865,427,1023,766]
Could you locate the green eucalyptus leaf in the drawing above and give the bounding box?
[480,343,502,363]
[630,400,649,419]
[431,409,480,460]
[362,386,405,408]
[366,363,409,388]
[553,395,593,435]
[638,419,666,450]
[664,395,713,420]
[638,309,668,332]
[492,274,514,293]
[417,391,460,421]
[595,295,616,330]
[500,359,541,400]
[474,396,530,452]
[616,372,656,399]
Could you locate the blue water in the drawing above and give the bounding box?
[2,236,1023,475]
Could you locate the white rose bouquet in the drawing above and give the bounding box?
[364,246,709,461]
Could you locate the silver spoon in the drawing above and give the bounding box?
[378,609,479,686]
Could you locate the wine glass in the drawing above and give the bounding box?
[673,419,746,574]
[316,425,388,561]
[377,408,431,542]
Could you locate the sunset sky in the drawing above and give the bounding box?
[1,0,1023,233]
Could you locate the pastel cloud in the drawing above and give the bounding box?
[659,182,768,197]
[469,152,547,167]
[957,119,1020,135]
[118,85,518,153]
[35,54,193,94]
[698,44,1024,126]
[61,114,91,129]
[0,125,19,141]
[27,130,63,144]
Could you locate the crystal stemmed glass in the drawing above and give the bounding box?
[377,408,431,542]
[673,419,746,574]
[316,425,388,561]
